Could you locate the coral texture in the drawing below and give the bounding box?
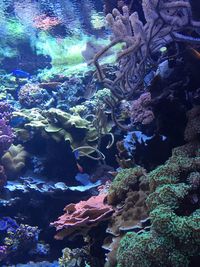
[130,93,154,125]
[94,0,200,100]
[1,144,28,179]
[0,165,7,189]
[116,107,200,267]
[0,119,13,156]
[0,101,13,122]
[51,192,114,240]
[107,166,147,204]
[18,83,51,108]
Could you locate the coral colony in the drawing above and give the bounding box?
[0,0,200,266]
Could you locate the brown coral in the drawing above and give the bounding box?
[184,106,200,142]
[1,144,28,179]
[130,93,154,125]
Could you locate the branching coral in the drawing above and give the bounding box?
[94,0,200,101]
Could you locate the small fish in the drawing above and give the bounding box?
[12,69,31,79]
[76,162,84,173]
[190,47,200,59]
[73,150,84,173]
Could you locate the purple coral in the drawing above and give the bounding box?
[0,165,7,189]
[0,119,14,156]
[0,245,7,261]
[0,101,13,123]
[130,93,154,125]
[18,83,51,108]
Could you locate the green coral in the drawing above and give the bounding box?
[107,166,147,204]
[12,108,101,156]
[117,231,190,267]
[117,141,200,267]
[146,183,191,211]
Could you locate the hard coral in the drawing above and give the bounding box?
[105,169,149,267]
[18,83,50,108]
[0,101,13,122]
[51,192,114,240]
[130,93,154,125]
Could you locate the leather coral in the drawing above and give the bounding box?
[51,191,114,240]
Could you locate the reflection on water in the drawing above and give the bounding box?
[0,0,106,76]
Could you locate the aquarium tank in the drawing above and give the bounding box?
[0,0,200,266]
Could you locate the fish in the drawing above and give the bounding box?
[190,47,200,59]
[76,162,84,173]
[73,150,84,173]
[12,69,31,79]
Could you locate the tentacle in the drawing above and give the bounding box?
[172,32,200,44]
[73,146,105,161]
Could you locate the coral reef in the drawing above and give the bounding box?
[12,108,98,149]
[1,1,200,266]
[116,107,200,267]
[58,246,89,267]
[94,0,200,100]
[0,217,48,264]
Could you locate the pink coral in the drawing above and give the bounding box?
[33,15,61,30]
[51,192,113,240]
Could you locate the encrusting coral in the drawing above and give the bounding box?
[129,92,154,125]
[107,166,147,205]
[116,106,200,267]
[105,167,150,266]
